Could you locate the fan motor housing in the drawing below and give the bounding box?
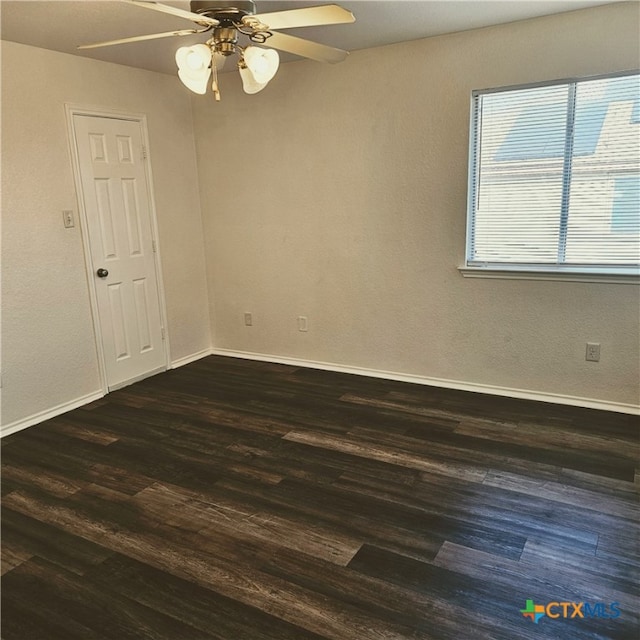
[190,1,256,24]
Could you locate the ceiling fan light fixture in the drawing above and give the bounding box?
[238,64,268,94]
[243,46,279,84]
[178,67,211,94]
[176,44,211,71]
[80,2,355,101]
[176,44,212,94]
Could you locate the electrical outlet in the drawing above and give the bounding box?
[586,342,600,362]
[62,210,75,228]
[297,316,308,332]
[244,312,253,327]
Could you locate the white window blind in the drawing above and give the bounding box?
[466,73,640,275]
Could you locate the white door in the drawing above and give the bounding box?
[72,114,166,390]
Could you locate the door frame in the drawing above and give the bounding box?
[65,104,171,393]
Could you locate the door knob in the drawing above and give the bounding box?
[96,268,109,278]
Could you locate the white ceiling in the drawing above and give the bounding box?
[0,0,621,75]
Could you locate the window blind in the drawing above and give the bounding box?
[467,73,640,273]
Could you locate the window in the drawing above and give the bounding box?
[465,72,640,277]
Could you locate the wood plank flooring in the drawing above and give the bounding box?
[2,355,638,639]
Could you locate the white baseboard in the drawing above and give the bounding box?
[1,390,105,438]
[171,348,213,370]
[211,348,640,415]
[3,348,635,439]
[1,349,213,438]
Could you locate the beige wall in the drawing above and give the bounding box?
[1,41,211,427]
[193,2,640,408]
[2,3,638,430]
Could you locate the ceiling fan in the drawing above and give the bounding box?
[79,0,356,100]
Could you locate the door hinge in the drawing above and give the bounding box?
[152,240,157,253]
[142,145,147,160]
[161,327,165,340]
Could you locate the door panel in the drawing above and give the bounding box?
[108,282,130,361]
[73,115,166,389]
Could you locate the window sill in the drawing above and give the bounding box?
[458,266,640,284]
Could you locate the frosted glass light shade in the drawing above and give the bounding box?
[176,44,212,94]
[176,44,211,71]
[243,46,279,84]
[239,65,268,94]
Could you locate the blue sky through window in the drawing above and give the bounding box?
[495,102,607,161]
[495,76,639,161]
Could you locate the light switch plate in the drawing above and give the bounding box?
[63,210,75,228]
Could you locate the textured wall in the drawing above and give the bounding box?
[1,41,211,427]
[193,3,640,407]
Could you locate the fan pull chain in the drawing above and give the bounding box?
[211,56,221,101]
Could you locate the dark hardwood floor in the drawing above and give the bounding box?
[1,355,638,639]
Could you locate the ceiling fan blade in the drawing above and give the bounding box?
[78,28,205,50]
[251,4,355,30]
[265,31,349,63]
[127,0,219,27]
